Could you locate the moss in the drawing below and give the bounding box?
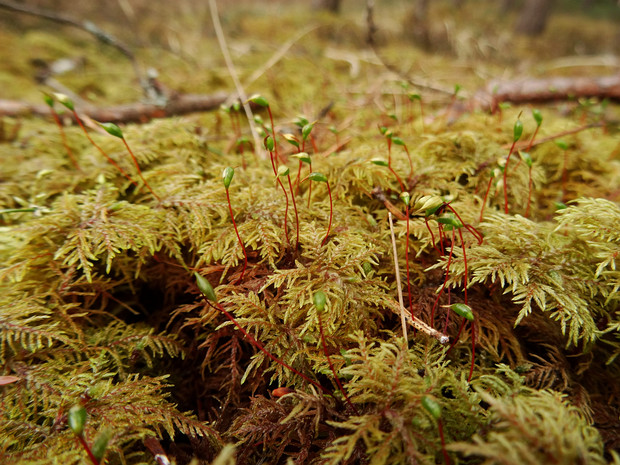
[1,2,620,464]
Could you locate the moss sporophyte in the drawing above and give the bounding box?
[195,273,331,396]
[300,172,333,247]
[222,167,247,282]
[53,93,142,194]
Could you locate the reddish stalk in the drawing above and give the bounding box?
[424,217,442,255]
[502,145,517,214]
[322,181,333,247]
[442,204,483,245]
[525,170,534,217]
[49,108,81,171]
[266,136,291,246]
[76,434,100,465]
[317,309,359,414]
[430,228,456,326]
[302,172,332,247]
[287,174,300,251]
[456,227,476,381]
[437,420,451,465]
[400,193,414,317]
[391,136,414,181]
[224,187,247,283]
[503,119,524,214]
[202,297,331,396]
[264,106,284,165]
[405,205,413,314]
[306,168,313,208]
[71,111,139,189]
[389,167,406,192]
[118,137,161,202]
[281,183,291,245]
[479,173,495,222]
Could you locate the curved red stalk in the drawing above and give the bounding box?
[50,108,81,171]
[526,125,540,152]
[444,204,483,245]
[295,160,303,195]
[72,110,138,189]
[405,205,413,317]
[306,161,313,208]
[203,298,331,396]
[457,228,469,305]
[76,433,100,465]
[267,147,291,246]
[286,174,300,251]
[430,228,455,327]
[403,144,414,180]
[266,107,285,165]
[525,166,533,218]
[468,322,476,382]
[121,138,161,202]
[225,188,247,283]
[280,178,290,246]
[389,166,406,192]
[317,311,358,414]
[438,419,451,465]
[321,181,333,247]
[479,174,494,222]
[503,140,518,214]
[424,217,442,256]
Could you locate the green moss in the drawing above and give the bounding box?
[1,2,619,464]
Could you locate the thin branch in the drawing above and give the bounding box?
[244,24,319,88]
[208,0,262,159]
[0,0,143,87]
[0,92,229,123]
[388,212,408,343]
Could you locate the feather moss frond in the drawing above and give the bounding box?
[450,387,605,465]
[431,210,617,346]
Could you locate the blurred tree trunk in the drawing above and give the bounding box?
[515,0,554,36]
[312,0,341,13]
[404,0,430,49]
[500,0,516,13]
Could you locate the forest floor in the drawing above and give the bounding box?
[1,1,620,464]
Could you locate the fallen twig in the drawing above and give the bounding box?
[0,92,229,123]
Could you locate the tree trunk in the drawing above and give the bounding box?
[403,0,431,49]
[312,0,341,13]
[500,0,516,14]
[515,0,554,36]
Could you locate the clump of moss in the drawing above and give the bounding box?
[1,3,620,464]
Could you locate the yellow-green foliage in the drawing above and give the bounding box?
[1,2,620,464]
[2,102,618,464]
